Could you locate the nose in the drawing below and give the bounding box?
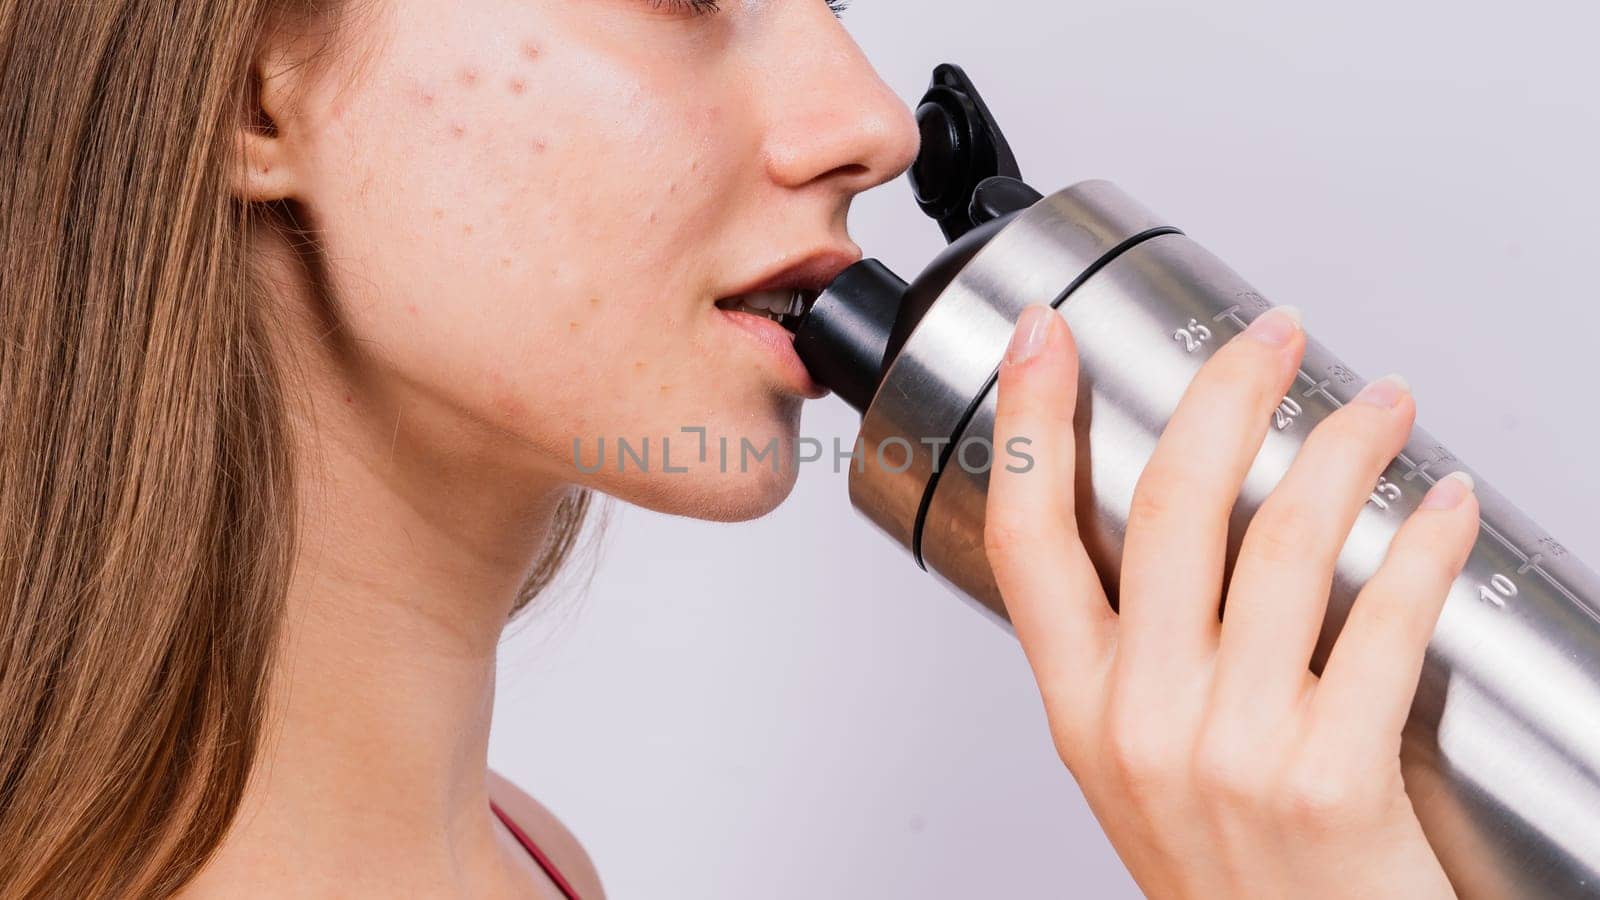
[756,9,921,197]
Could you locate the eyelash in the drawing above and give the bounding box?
[654,0,851,18]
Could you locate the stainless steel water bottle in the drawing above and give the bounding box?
[792,65,1600,897]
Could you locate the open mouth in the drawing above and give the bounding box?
[714,288,819,333]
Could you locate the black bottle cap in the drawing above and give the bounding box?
[791,259,908,414]
[908,64,1022,243]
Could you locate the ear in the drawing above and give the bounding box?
[235,46,305,203]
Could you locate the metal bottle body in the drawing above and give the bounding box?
[849,182,1600,896]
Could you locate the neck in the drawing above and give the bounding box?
[186,233,572,897]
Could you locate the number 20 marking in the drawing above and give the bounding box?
[1273,397,1303,431]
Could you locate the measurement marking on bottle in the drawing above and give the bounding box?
[1476,518,1600,627]
[1400,456,1438,482]
[1539,537,1569,559]
[1297,370,1339,405]
[1380,444,1597,621]
[1399,445,1456,483]
[1480,572,1518,609]
[1173,318,1213,353]
[1273,396,1303,431]
[1274,355,1596,626]
[1238,291,1272,313]
[1213,305,1248,329]
[1368,475,1403,510]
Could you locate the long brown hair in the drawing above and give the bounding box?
[0,2,589,896]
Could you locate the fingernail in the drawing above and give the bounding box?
[1006,306,1054,365]
[1420,471,1476,510]
[1354,373,1411,409]
[1243,306,1302,346]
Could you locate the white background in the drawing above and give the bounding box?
[490,2,1600,897]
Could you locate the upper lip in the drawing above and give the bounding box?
[719,246,862,300]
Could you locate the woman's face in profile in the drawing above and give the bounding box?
[277,0,919,520]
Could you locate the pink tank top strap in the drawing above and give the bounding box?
[490,800,583,900]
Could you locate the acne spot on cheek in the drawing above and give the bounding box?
[431,208,445,220]
[462,224,474,236]
[500,396,527,420]
[499,256,513,269]
[520,40,541,62]
[406,80,437,108]
[509,78,527,96]
[344,393,353,404]
[531,138,548,153]
[488,373,526,418]
[449,123,467,139]
[568,320,580,330]
[647,211,659,225]
[406,303,418,315]
[459,67,479,87]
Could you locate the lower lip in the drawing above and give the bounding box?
[713,307,829,399]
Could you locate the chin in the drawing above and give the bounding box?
[609,461,801,523]
[571,403,807,522]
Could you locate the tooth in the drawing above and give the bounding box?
[754,289,788,312]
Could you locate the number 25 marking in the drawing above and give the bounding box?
[1173,319,1212,353]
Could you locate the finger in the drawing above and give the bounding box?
[1311,471,1479,753]
[1116,306,1305,674]
[1212,373,1417,710]
[986,305,1114,698]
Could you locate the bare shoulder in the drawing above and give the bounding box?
[487,769,607,900]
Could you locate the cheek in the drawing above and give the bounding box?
[318,28,734,300]
[297,8,757,463]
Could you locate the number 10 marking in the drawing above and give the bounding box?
[1480,573,1518,609]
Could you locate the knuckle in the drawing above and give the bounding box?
[1102,716,1181,795]
[1244,498,1326,566]
[1384,547,1461,593]
[1351,585,1413,636]
[1273,761,1381,831]
[1305,405,1398,465]
[982,513,1035,571]
[1357,567,1452,640]
[1128,461,1191,526]
[1211,336,1287,394]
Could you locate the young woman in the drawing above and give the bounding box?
[0,1,1480,897]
